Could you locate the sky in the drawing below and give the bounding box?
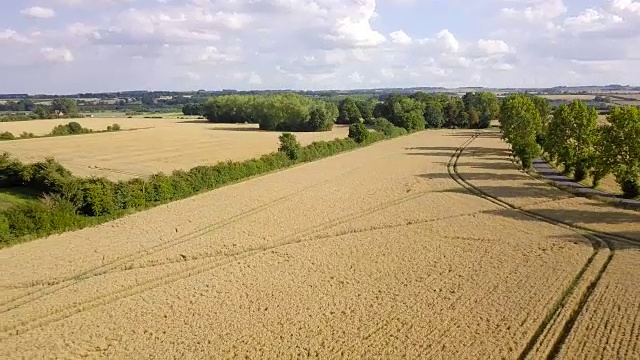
[1,0,639,94]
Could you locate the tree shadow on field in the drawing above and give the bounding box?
[176,120,210,124]
[406,146,510,159]
[486,207,640,250]
[446,132,503,139]
[420,172,532,182]
[207,127,266,132]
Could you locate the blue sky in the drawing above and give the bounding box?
[1,0,639,94]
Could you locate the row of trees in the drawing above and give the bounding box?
[201,94,338,132]
[1,98,82,122]
[0,122,121,142]
[500,95,640,198]
[179,91,501,133]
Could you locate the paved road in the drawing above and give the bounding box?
[532,159,640,207]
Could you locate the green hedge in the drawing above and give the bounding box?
[0,127,413,246]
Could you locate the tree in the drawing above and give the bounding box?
[51,98,79,117]
[202,98,219,122]
[545,101,598,180]
[443,97,465,128]
[355,98,376,124]
[306,105,334,132]
[424,101,444,128]
[278,133,301,160]
[348,123,369,143]
[337,97,362,124]
[389,97,426,132]
[499,94,543,169]
[468,108,480,128]
[600,107,640,198]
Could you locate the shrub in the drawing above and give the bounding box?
[0,132,15,141]
[620,177,640,199]
[146,173,175,203]
[278,133,301,160]
[68,122,84,134]
[114,179,147,209]
[19,132,35,139]
[80,178,116,216]
[348,123,369,144]
[372,118,395,136]
[111,123,121,131]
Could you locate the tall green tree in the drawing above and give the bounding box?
[424,101,444,129]
[546,100,598,181]
[600,107,640,198]
[499,94,543,169]
[51,98,79,117]
[337,97,362,124]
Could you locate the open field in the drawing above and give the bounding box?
[0,118,349,180]
[0,130,638,358]
[0,117,163,136]
[540,95,596,101]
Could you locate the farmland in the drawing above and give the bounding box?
[0,118,349,180]
[0,130,638,358]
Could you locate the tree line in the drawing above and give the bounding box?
[184,91,501,133]
[499,95,640,199]
[1,98,82,122]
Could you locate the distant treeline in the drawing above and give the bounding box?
[182,91,502,132]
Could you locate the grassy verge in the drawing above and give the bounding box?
[0,125,407,248]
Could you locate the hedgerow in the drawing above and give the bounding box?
[0,126,411,245]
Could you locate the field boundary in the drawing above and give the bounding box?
[447,133,626,359]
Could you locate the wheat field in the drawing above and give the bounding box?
[0,130,638,358]
[0,118,349,180]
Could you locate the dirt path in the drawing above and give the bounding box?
[0,130,638,358]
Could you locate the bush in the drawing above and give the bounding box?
[348,123,369,143]
[80,178,116,216]
[278,133,301,160]
[68,122,84,134]
[114,179,147,209]
[111,123,121,131]
[19,132,35,139]
[620,177,640,199]
[0,132,15,141]
[146,173,175,203]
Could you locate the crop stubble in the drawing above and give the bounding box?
[0,130,638,358]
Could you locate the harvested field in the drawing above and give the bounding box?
[540,95,595,101]
[0,117,162,136]
[0,130,638,358]
[0,118,349,180]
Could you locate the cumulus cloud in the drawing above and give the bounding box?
[41,47,74,63]
[21,7,56,19]
[1,0,640,93]
[389,30,412,45]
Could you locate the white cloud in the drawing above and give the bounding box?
[477,39,511,55]
[41,47,74,63]
[389,30,412,45]
[21,7,56,19]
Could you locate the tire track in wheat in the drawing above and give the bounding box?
[0,174,451,340]
[444,133,621,360]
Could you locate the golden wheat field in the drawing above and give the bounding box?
[0,118,349,180]
[0,130,638,358]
